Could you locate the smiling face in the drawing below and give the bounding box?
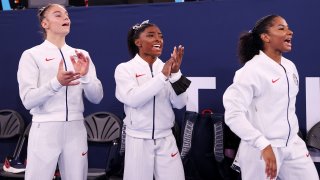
[41,4,71,38]
[261,16,293,54]
[134,25,163,62]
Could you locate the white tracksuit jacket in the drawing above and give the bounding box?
[115,54,188,139]
[17,40,103,122]
[223,51,299,150]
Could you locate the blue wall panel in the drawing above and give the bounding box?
[1,0,320,168]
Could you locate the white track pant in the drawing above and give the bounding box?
[25,121,88,180]
[239,136,319,180]
[123,134,185,180]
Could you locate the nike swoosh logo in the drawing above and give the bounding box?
[171,152,178,157]
[272,78,280,83]
[45,58,55,61]
[135,74,145,78]
[82,151,88,156]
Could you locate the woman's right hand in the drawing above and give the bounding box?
[261,145,277,179]
[57,59,81,86]
[162,58,174,78]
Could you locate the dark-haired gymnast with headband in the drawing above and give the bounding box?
[114,20,190,180]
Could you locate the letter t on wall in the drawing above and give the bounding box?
[186,77,216,113]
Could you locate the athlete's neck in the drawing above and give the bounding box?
[139,53,157,65]
[46,35,66,49]
[263,49,282,64]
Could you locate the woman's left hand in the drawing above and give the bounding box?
[171,45,184,73]
[71,50,90,76]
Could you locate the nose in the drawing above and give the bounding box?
[64,14,69,20]
[287,28,293,35]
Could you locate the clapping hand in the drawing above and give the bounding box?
[57,59,80,86]
[171,45,184,73]
[162,58,174,78]
[71,50,90,76]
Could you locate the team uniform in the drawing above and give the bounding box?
[223,51,318,179]
[17,40,103,180]
[115,54,187,180]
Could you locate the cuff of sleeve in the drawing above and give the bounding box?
[169,71,182,83]
[159,73,169,82]
[50,77,63,92]
[255,136,271,151]
[171,75,191,95]
[80,75,90,84]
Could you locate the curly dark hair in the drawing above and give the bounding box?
[127,22,155,58]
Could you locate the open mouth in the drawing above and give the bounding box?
[62,22,70,27]
[153,44,161,49]
[284,38,292,46]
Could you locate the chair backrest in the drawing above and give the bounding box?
[0,109,25,161]
[84,112,124,178]
[13,123,32,161]
[0,109,25,139]
[84,112,122,143]
[0,123,31,178]
[307,121,320,150]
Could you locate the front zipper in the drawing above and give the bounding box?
[150,64,155,139]
[59,49,69,121]
[280,64,291,146]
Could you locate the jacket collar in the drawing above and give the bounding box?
[258,50,287,66]
[133,54,161,67]
[42,40,69,51]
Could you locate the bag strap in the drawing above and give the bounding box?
[213,114,224,162]
[201,108,224,162]
[119,124,126,156]
[180,111,198,160]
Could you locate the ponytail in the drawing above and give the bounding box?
[237,15,280,64]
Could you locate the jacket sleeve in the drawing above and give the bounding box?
[80,54,103,104]
[17,51,60,110]
[223,69,270,150]
[115,63,167,108]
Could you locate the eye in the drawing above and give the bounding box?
[53,12,64,17]
[277,25,289,31]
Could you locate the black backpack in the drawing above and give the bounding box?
[104,116,126,179]
[180,109,240,180]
